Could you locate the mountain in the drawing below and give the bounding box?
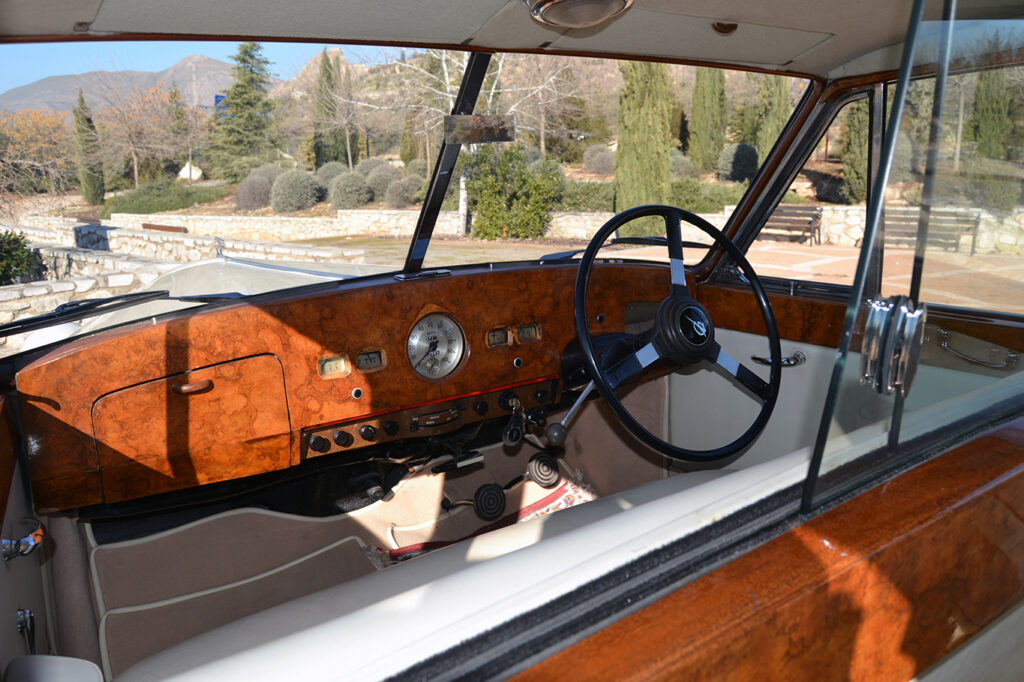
[0,55,277,114]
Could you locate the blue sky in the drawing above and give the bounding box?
[0,41,387,95]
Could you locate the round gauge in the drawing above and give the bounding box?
[407,313,466,379]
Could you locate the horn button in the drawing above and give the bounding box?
[654,297,715,365]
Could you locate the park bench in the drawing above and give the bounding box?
[760,205,822,245]
[141,222,188,234]
[879,206,979,254]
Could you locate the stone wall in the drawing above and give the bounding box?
[0,266,158,357]
[103,211,468,241]
[15,219,365,264]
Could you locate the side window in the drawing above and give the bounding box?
[745,96,870,287]
[882,71,1024,315]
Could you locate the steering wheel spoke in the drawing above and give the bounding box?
[605,340,663,390]
[707,342,771,401]
[665,212,690,297]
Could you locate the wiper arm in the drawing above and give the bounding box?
[0,290,247,339]
[539,236,711,262]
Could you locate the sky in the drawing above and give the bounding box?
[0,41,388,95]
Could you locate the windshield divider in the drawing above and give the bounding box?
[401,51,492,275]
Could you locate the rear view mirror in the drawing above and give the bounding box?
[444,114,517,144]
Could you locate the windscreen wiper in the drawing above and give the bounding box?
[0,290,246,339]
[539,236,711,262]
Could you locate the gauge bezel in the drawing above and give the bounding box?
[407,313,467,380]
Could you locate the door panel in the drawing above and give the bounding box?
[0,394,48,665]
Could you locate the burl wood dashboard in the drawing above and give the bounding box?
[15,262,682,512]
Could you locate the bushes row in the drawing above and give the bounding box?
[100,180,232,219]
[236,158,428,212]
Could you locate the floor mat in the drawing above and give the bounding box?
[388,477,597,561]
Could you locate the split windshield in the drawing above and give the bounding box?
[0,41,806,351]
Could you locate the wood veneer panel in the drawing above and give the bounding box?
[16,263,671,510]
[92,355,292,502]
[695,283,847,347]
[516,420,1024,681]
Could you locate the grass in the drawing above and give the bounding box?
[100,180,233,219]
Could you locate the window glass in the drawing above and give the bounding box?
[745,96,869,287]
[806,10,1024,509]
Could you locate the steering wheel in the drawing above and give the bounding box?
[574,205,782,462]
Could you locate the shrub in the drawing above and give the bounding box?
[385,177,421,208]
[405,158,428,178]
[556,182,615,212]
[316,161,348,187]
[236,175,273,210]
[668,177,747,214]
[583,145,615,175]
[224,156,264,183]
[529,158,566,197]
[468,145,561,240]
[271,170,321,212]
[355,157,388,178]
[366,164,401,201]
[249,163,287,183]
[0,232,41,285]
[100,179,232,219]
[716,143,759,182]
[329,172,373,209]
[670,149,695,178]
[523,146,543,164]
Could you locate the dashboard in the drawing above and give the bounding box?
[14,261,672,511]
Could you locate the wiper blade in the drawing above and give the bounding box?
[539,237,711,262]
[0,290,247,339]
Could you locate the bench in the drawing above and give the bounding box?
[141,222,188,234]
[760,205,822,245]
[880,206,979,254]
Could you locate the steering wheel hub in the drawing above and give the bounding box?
[655,298,715,365]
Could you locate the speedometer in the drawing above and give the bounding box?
[407,313,466,379]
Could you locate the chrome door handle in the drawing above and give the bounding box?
[751,350,805,367]
[2,519,45,561]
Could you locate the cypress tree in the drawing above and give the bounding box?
[754,75,790,164]
[970,66,1011,160]
[72,90,105,205]
[840,99,869,203]
[313,51,348,167]
[615,61,672,236]
[206,42,277,181]
[690,67,727,170]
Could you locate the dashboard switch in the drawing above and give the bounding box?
[473,400,489,416]
[383,420,399,436]
[533,388,550,403]
[333,430,353,447]
[309,435,330,453]
[359,425,377,442]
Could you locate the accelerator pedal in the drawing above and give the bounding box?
[527,452,560,488]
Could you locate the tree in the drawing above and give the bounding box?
[970,65,1011,160]
[72,91,105,205]
[467,145,561,239]
[615,60,672,236]
[206,42,277,181]
[312,50,350,167]
[754,75,790,164]
[0,108,74,213]
[840,99,869,203]
[690,67,727,170]
[94,81,178,188]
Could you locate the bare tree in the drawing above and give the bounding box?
[0,109,74,220]
[94,76,181,187]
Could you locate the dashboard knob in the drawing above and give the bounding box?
[383,420,399,436]
[309,435,330,453]
[473,400,489,416]
[359,425,377,442]
[333,430,353,447]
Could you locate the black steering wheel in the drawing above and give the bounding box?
[574,205,782,462]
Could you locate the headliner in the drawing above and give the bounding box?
[0,0,1016,78]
